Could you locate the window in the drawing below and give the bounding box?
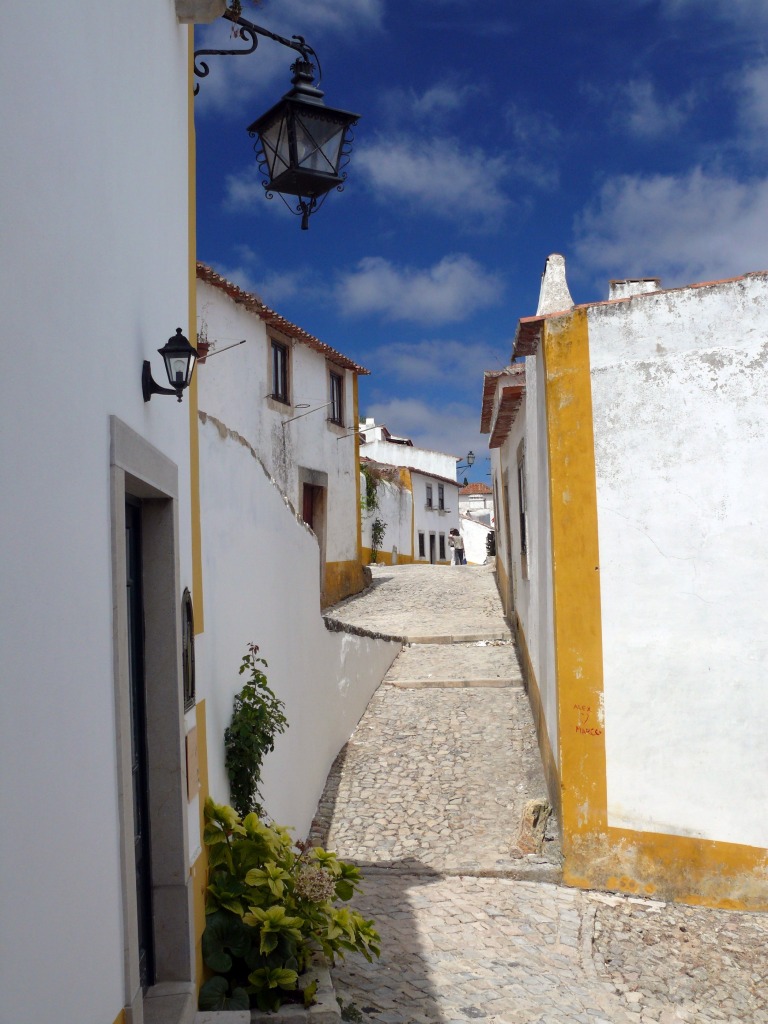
[271,339,289,403]
[418,531,425,558]
[426,484,433,509]
[438,484,445,510]
[439,533,446,560]
[182,588,195,711]
[329,371,343,426]
[517,446,529,578]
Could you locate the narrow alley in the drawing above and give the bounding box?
[318,565,767,1024]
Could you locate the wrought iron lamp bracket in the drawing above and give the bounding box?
[193,10,320,94]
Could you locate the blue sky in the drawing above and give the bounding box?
[195,0,768,482]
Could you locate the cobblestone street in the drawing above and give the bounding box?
[317,565,768,1024]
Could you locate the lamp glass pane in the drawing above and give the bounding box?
[294,115,345,174]
[260,117,291,179]
[166,354,190,387]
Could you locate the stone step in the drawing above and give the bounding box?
[384,641,524,689]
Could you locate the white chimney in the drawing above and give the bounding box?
[536,253,574,315]
[609,278,661,300]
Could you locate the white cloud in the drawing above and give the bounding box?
[574,168,768,286]
[355,135,511,223]
[336,254,504,324]
[618,79,695,138]
[363,396,489,465]
[659,0,768,24]
[367,338,510,384]
[410,83,482,118]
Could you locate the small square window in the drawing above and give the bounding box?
[329,371,344,426]
[271,339,289,403]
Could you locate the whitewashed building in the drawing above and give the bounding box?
[197,263,369,608]
[358,420,461,564]
[459,482,494,525]
[482,254,768,909]
[1,3,202,1022]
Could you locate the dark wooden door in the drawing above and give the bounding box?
[125,500,155,990]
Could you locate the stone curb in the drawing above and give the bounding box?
[354,864,563,883]
[322,616,406,645]
[404,631,513,644]
[388,676,521,688]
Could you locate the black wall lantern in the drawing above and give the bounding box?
[142,328,198,403]
[194,11,359,229]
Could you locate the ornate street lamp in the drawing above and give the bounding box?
[194,11,360,229]
[142,328,198,403]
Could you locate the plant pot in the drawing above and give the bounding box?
[176,0,227,24]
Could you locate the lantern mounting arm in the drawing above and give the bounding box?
[193,10,321,94]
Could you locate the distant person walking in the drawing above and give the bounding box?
[450,528,465,565]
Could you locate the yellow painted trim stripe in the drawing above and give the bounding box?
[188,25,204,634]
[543,308,607,842]
[111,1011,126,1024]
[353,375,363,568]
[543,308,768,909]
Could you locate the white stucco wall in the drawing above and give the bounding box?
[361,437,458,481]
[460,516,490,565]
[198,280,360,567]
[0,3,192,1021]
[493,356,557,767]
[197,418,400,837]
[588,275,768,847]
[361,473,413,562]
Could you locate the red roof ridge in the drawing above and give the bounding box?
[196,262,369,375]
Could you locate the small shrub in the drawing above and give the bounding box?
[225,644,288,818]
[198,799,380,1013]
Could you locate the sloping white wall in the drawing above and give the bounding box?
[197,416,400,837]
[0,3,192,1021]
[198,280,360,566]
[361,473,413,562]
[588,276,768,847]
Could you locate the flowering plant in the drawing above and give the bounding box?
[198,799,380,1012]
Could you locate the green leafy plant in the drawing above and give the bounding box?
[199,799,381,1013]
[225,644,288,818]
[369,517,387,563]
[360,464,380,515]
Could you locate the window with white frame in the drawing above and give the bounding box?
[271,338,289,404]
[438,484,445,510]
[425,484,433,509]
[418,532,425,558]
[439,533,446,560]
[329,370,343,426]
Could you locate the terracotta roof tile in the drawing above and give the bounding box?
[460,482,492,495]
[196,262,369,375]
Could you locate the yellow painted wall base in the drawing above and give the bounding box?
[361,548,415,566]
[495,556,511,619]
[112,1011,126,1024]
[322,559,368,608]
[564,828,768,911]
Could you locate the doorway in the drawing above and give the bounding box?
[125,499,155,990]
[429,532,436,564]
